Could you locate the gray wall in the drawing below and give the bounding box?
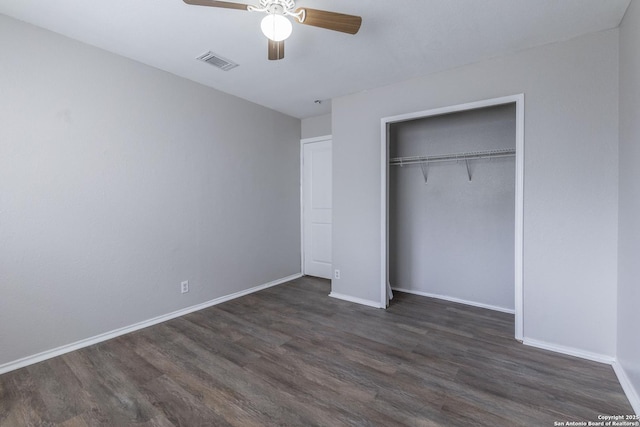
[301,114,331,139]
[389,105,515,311]
[0,15,301,366]
[332,30,619,357]
[618,0,640,409]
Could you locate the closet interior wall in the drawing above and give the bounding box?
[389,104,516,312]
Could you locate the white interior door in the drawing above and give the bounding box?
[302,137,332,279]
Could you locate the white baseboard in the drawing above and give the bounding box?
[0,273,302,376]
[613,361,640,415]
[392,287,515,314]
[523,338,615,364]
[329,292,384,309]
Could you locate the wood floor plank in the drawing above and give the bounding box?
[57,414,90,427]
[62,344,163,425]
[0,367,51,426]
[131,323,315,426]
[141,374,232,427]
[26,356,91,424]
[0,276,633,426]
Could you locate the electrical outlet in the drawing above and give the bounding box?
[334,269,340,279]
[181,280,189,294]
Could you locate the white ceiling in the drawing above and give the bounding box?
[0,0,631,118]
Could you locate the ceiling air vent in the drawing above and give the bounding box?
[196,51,239,71]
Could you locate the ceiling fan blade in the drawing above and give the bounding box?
[183,0,249,10]
[268,39,285,60]
[295,8,362,35]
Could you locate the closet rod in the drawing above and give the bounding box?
[389,148,515,167]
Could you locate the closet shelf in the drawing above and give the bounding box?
[389,148,516,166]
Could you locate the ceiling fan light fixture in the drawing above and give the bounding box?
[261,13,292,41]
[184,0,363,60]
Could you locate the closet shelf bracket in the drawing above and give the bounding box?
[420,163,429,184]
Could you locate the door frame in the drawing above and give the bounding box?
[380,94,525,341]
[300,135,333,276]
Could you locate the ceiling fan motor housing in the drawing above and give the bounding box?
[259,0,296,13]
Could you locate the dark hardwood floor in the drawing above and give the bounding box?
[0,276,633,426]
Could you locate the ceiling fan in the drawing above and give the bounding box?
[183,0,362,60]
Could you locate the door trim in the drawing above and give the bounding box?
[300,135,332,277]
[380,94,525,341]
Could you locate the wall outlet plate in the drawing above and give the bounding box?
[334,269,340,279]
[181,280,189,294]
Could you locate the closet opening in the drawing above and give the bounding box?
[380,95,524,341]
